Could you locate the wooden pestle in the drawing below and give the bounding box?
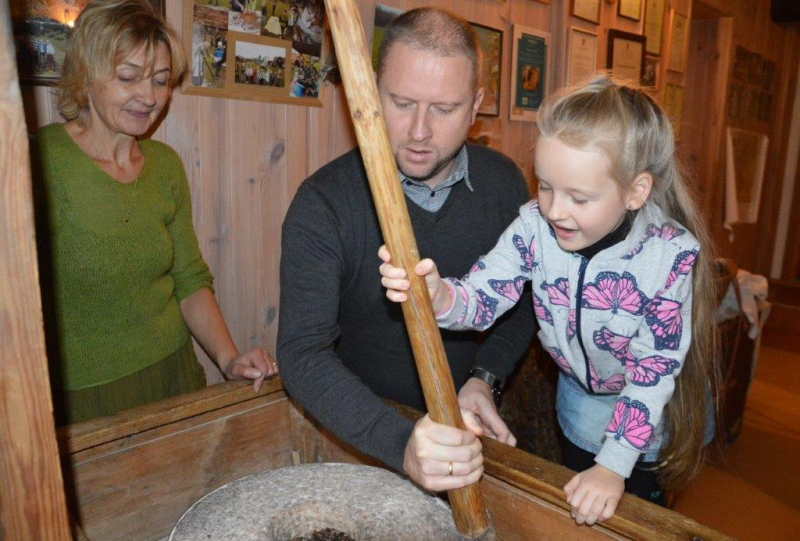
[322,0,490,538]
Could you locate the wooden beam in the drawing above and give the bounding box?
[322,0,489,537]
[0,2,71,538]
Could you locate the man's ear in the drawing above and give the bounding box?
[470,87,485,124]
[625,172,653,211]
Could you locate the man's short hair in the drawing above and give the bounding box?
[376,7,481,90]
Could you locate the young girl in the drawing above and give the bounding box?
[379,75,718,525]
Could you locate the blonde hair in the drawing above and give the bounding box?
[58,0,186,125]
[537,74,719,491]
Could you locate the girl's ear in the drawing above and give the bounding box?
[625,172,653,211]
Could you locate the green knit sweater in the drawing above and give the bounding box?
[36,123,213,390]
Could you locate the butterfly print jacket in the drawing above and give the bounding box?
[438,199,699,478]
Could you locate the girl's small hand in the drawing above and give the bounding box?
[563,464,624,526]
[377,245,452,314]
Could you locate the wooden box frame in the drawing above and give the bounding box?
[57,380,732,540]
[607,29,646,84]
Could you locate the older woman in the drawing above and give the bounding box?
[35,0,276,425]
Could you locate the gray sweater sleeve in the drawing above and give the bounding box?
[470,168,536,383]
[277,182,413,472]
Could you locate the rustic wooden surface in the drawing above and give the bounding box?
[0,2,71,538]
[66,383,292,540]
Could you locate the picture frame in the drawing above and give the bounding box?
[618,0,643,21]
[667,9,688,73]
[571,0,601,25]
[11,0,88,85]
[663,83,685,138]
[509,24,551,122]
[643,0,666,56]
[642,56,660,90]
[471,22,504,117]
[371,4,404,71]
[606,29,645,84]
[566,27,598,86]
[183,0,327,106]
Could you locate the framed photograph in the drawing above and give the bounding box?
[11,0,87,85]
[618,0,643,21]
[509,25,551,122]
[725,128,768,223]
[183,0,326,106]
[606,29,645,84]
[643,0,666,55]
[571,0,601,25]
[471,23,504,117]
[566,27,598,86]
[667,9,688,73]
[663,83,685,138]
[642,56,660,89]
[371,4,404,71]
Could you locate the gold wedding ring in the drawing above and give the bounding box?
[448,461,454,476]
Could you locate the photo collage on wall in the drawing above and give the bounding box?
[185,0,327,104]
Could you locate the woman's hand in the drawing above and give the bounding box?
[563,464,624,526]
[377,245,452,314]
[223,348,278,392]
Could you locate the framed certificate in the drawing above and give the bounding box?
[663,83,685,138]
[606,29,645,84]
[566,27,598,86]
[667,9,688,73]
[644,0,666,56]
[571,0,601,25]
[509,25,551,122]
[618,0,643,21]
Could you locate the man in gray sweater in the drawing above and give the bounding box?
[278,7,534,492]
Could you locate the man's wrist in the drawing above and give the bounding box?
[468,367,503,403]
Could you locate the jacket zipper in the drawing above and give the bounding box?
[574,257,595,395]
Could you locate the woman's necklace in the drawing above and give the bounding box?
[88,136,141,223]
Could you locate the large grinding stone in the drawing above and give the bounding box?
[170,463,460,540]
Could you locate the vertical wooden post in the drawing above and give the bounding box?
[0,2,72,539]
[322,1,490,537]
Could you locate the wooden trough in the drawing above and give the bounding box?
[57,379,730,540]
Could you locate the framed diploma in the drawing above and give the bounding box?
[663,83,685,138]
[644,0,666,56]
[606,29,645,84]
[571,0,601,25]
[618,0,643,21]
[667,9,688,73]
[567,27,598,86]
[509,25,551,122]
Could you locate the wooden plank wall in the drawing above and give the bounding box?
[19,0,800,382]
[681,0,800,275]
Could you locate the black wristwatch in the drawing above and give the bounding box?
[468,367,503,404]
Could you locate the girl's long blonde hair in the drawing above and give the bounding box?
[537,74,719,491]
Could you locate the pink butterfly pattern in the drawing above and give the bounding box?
[489,276,527,303]
[473,289,498,329]
[645,296,683,350]
[512,234,538,273]
[567,309,577,342]
[664,250,698,290]
[582,271,648,316]
[545,346,574,376]
[541,278,570,307]
[622,222,687,260]
[467,258,486,276]
[625,355,679,387]
[607,397,655,450]
[588,363,625,393]
[532,292,554,325]
[593,327,636,365]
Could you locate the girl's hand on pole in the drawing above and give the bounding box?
[378,245,452,314]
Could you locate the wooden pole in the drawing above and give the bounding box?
[322,1,490,537]
[0,2,72,539]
